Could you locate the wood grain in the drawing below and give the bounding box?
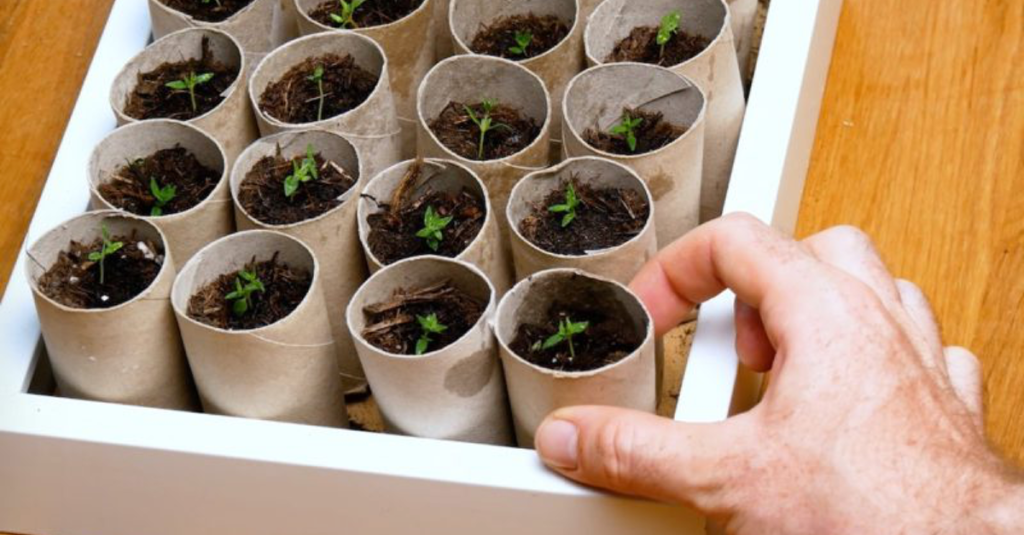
[797,0,1024,464]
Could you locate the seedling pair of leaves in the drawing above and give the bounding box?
[416,206,453,251]
[284,145,321,199]
[331,0,365,28]
[149,178,177,216]
[610,111,644,153]
[548,182,581,228]
[508,31,533,56]
[88,224,124,285]
[657,11,682,57]
[464,98,511,160]
[415,312,447,355]
[165,71,215,113]
[531,317,589,359]
[225,268,266,317]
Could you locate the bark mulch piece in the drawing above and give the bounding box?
[518,176,650,255]
[124,37,239,121]
[187,253,313,330]
[360,281,485,355]
[37,232,164,309]
[583,107,688,156]
[429,100,541,161]
[605,24,712,67]
[365,162,486,264]
[161,0,256,22]
[469,13,571,61]
[509,301,643,372]
[238,148,358,226]
[97,146,221,217]
[258,54,379,124]
[308,0,424,28]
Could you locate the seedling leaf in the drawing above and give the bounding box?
[508,30,533,56]
[416,206,454,251]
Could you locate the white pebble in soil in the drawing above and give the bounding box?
[137,241,156,261]
[100,295,110,303]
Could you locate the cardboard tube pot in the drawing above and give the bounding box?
[495,269,656,447]
[147,0,290,70]
[88,119,233,266]
[417,55,552,241]
[728,0,758,84]
[357,158,513,294]
[579,0,605,22]
[230,129,368,394]
[25,211,195,410]
[110,28,258,166]
[171,230,347,426]
[562,63,707,247]
[449,0,583,140]
[347,256,513,445]
[585,0,745,222]
[507,157,657,285]
[292,0,436,159]
[249,31,402,182]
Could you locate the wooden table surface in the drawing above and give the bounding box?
[0,0,1020,497]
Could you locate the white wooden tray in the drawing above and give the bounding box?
[0,1,842,533]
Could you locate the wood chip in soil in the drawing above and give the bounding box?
[429,101,541,161]
[124,37,239,121]
[97,146,221,217]
[258,54,378,124]
[37,232,164,309]
[361,282,485,355]
[519,176,649,256]
[509,302,643,372]
[605,24,711,67]
[365,161,485,264]
[469,13,571,60]
[238,148,357,226]
[308,0,424,28]
[160,0,255,22]
[583,107,688,156]
[187,253,312,330]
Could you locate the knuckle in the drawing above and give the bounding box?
[827,225,875,250]
[591,422,640,488]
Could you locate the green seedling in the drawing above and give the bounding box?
[416,206,454,251]
[610,111,643,152]
[87,224,124,285]
[284,144,321,198]
[508,30,533,56]
[149,177,177,217]
[330,0,366,28]
[463,98,510,160]
[657,11,682,58]
[548,181,581,228]
[308,65,327,121]
[225,268,265,317]
[165,71,214,113]
[201,0,222,7]
[537,317,589,359]
[415,312,448,355]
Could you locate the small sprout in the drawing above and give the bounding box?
[283,144,320,198]
[87,224,124,285]
[165,71,215,113]
[541,317,589,359]
[657,11,682,58]
[308,65,326,121]
[610,111,643,152]
[508,30,533,56]
[416,206,454,251]
[201,0,223,7]
[330,0,366,28]
[415,313,448,355]
[463,98,511,160]
[548,181,581,228]
[224,268,265,317]
[149,177,177,217]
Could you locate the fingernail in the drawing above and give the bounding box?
[536,419,579,470]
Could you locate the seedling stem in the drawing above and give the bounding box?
[330,0,366,28]
[464,98,511,160]
[165,71,215,113]
[541,317,589,359]
[308,65,327,121]
[657,11,682,58]
[610,111,643,152]
[87,224,124,285]
[548,181,581,228]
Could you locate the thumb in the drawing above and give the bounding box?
[535,406,750,510]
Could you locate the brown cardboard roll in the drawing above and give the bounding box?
[728,0,758,85]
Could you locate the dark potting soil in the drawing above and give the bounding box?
[429,101,541,161]
[97,147,221,217]
[124,37,239,121]
[360,281,485,355]
[583,107,688,156]
[308,0,425,28]
[258,54,379,124]
[161,0,255,22]
[605,24,712,67]
[187,253,313,330]
[365,162,486,264]
[237,149,358,226]
[509,302,643,372]
[518,177,650,256]
[469,13,572,61]
[37,232,164,309]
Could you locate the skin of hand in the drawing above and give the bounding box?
[533,213,1024,534]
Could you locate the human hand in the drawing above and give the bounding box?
[533,213,1023,534]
